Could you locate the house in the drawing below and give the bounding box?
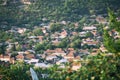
[117,17,120,21]
[79,49,90,56]
[28,36,37,39]
[71,62,81,71]
[25,50,35,54]
[99,45,108,53]
[96,16,107,24]
[91,52,98,56]
[79,31,87,37]
[60,21,67,25]
[74,22,79,27]
[10,57,15,64]
[6,43,14,49]
[67,48,74,51]
[82,38,98,46]
[73,56,81,61]
[45,33,49,36]
[60,29,68,38]
[41,53,46,59]
[24,54,35,60]
[90,49,99,56]
[91,30,97,36]
[56,59,68,65]
[108,29,120,39]
[44,48,66,57]
[114,35,120,39]
[85,41,98,46]
[64,51,75,61]
[21,0,31,4]
[58,64,66,68]
[16,54,24,60]
[51,48,66,57]
[28,36,39,42]
[16,52,35,61]
[52,39,60,45]
[18,51,25,54]
[0,43,3,46]
[9,29,17,33]
[17,28,26,34]
[51,32,60,39]
[43,25,50,29]
[45,49,55,54]
[0,75,3,80]
[37,36,44,42]
[108,29,119,36]
[52,52,66,57]
[0,54,10,62]
[104,26,109,30]
[42,18,48,21]
[41,74,49,79]
[27,59,39,64]
[34,63,51,68]
[41,28,47,33]
[45,55,57,61]
[83,25,96,31]
[72,32,78,36]
[21,0,36,4]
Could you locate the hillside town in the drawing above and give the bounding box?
[0,0,120,79]
[1,14,119,72]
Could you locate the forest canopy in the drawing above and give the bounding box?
[0,0,120,28]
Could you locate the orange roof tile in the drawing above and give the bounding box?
[16,54,24,59]
[25,54,35,59]
[68,48,74,51]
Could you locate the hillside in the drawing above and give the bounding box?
[0,0,120,29]
[0,0,120,80]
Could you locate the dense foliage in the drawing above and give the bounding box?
[36,53,119,80]
[0,61,32,80]
[27,0,120,21]
[0,0,120,80]
[103,9,120,53]
[0,0,120,29]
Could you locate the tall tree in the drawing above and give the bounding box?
[0,43,6,55]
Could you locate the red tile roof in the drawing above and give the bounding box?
[16,54,24,59]
[67,48,74,51]
[25,54,35,59]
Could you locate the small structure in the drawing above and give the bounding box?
[56,59,68,65]
[83,25,96,31]
[30,68,39,80]
[0,54,10,62]
[34,63,51,68]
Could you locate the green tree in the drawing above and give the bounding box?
[33,28,43,36]
[103,30,116,53]
[103,9,120,53]
[58,38,69,48]
[70,39,81,48]
[108,8,120,32]
[35,43,45,51]
[10,44,16,51]
[50,23,64,33]
[0,43,6,55]
[16,44,22,51]
[45,43,55,50]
